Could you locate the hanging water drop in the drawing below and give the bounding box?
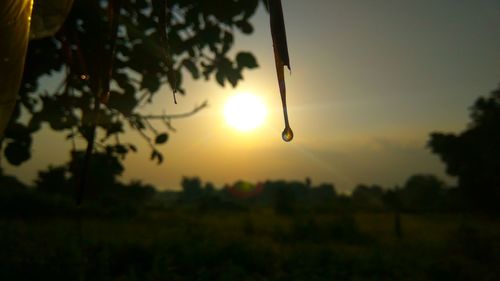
[268,0,294,142]
[80,74,89,80]
[282,126,293,142]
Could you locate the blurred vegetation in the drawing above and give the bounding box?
[429,85,500,213]
[1,147,499,280]
[2,0,267,167]
[0,198,498,280]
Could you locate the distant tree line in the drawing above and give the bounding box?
[0,151,155,218]
[163,174,458,215]
[1,84,499,216]
[0,162,456,218]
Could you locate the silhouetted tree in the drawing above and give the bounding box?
[304,177,312,188]
[382,187,403,237]
[0,167,27,190]
[309,183,337,204]
[2,0,266,166]
[204,182,216,194]
[35,165,71,196]
[400,174,445,212]
[263,180,297,215]
[118,180,156,204]
[180,176,202,202]
[352,184,384,210]
[67,150,124,200]
[428,85,500,213]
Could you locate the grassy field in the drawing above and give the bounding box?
[0,210,499,281]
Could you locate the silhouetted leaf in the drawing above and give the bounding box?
[235,20,253,34]
[222,31,234,54]
[236,52,258,69]
[106,122,123,137]
[182,59,199,79]
[28,114,43,132]
[4,123,31,140]
[155,133,169,144]
[216,70,225,87]
[4,141,31,166]
[268,0,290,70]
[227,69,243,87]
[128,144,137,152]
[241,0,260,18]
[150,149,164,164]
[115,144,128,154]
[108,91,137,115]
[141,74,160,93]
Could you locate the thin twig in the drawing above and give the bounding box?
[140,101,207,120]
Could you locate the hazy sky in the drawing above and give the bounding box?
[5,0,500,192]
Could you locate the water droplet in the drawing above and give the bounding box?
[282,126,293,142]
[80,74,89,80]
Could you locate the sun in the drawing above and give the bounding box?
[224,93,267,132]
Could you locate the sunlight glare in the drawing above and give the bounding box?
[224,93,267,132]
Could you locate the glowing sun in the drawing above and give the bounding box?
[224,93,267,132]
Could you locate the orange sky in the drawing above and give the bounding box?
[5,0,500,192]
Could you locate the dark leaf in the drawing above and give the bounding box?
[182,59,199,79]
[226,69,243,87]
[4,123,31,141]
[114,144,128,154]
[268,0,290,70]
[128,144,137,152]
[106,122,124,137]
[155,133,169,144]
[140,74,161,93]
[235,20,253,34]
[28,114,43,132]
[4,141,31,166]
[150,149,164,164]
[222,31,234,53]
[215,70,225,87]
[236,52,258,69]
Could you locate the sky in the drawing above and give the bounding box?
[4,0,500,193]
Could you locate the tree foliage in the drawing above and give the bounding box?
[2,0,266,166]
[428,85,500,212]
